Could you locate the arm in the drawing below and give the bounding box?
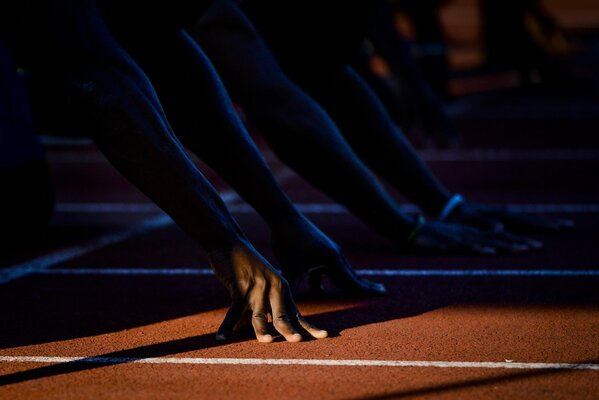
[311,66,571,236]
[128,29,383,295]
[192,3,543,253]
[192,0,418,243]
[24,0,326,342]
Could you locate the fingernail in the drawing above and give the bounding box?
[257,334,274,343]
[315,330,328,339]
[289,333,303,342]
[375,284,387,294]
[481,247,496,255]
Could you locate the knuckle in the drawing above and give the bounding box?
[270,277,284,291]
[273,314,291,324]
[252,311,268,321]
[253,275,267,291]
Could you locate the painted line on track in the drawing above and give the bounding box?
[0,356,597,370]
[46,148,599,163]
[0,216,172,285]
[36,268,599,277]
[0,169,293,286]
[418,149,599,162]
[55,202,599,214]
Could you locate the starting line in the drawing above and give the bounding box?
[55,202,599,214]
[0,356,597,370]
[37,268,599,277]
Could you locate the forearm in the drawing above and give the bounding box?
[78,68,244,250]
[131,31,302,230]
[312,67,452,216]
[193,1,415,238]
[246,90,416,238]
[29,1,244,251]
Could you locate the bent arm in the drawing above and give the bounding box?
[192,0,416,240]
[27,0,243,250]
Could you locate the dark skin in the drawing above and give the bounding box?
[3,0,328,342]
[114,29,383,295]
[192,0,569,258]
[354,0,460,148]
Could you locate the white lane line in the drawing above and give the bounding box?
[0,216,172,285]
[46,148,599,164]
[0,356,597,370]
[0,169,293,286]
[36,268,599,277]
[40,136,95,146]
[418,149,599,162]
[55,202,599,214]
[56,203,162,213]
[356,269,599,277]
[41,268,214,276]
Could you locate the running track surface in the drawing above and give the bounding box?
[2,12,599,400]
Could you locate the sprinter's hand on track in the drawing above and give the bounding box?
[208,239,328,343]
[445,202,574,233]
[271,217,385,296]
[407,220,540,255]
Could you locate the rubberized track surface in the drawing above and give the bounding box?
[2,9,599,400]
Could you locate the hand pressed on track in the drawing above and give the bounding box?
[445,201,574,233]
[271,216,385,296]
[407,220,542,255]
[208,239,328,343]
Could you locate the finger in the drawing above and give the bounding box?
[473,232,530,254]
[557,218,575,230]
[326,258,386,295]
[217,301,244,341]
[283,290,328,339]
[440,233,496,255]
[484,239,528,253]
[469,244,497,255]
[269,282,302,342]
[501,213,571,233]
[476,218,504,233]
[452,213,504,233]
[487,231,543,251]
[249,283,274,343]
[296,314,328,339]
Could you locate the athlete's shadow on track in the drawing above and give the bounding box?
[348,360,599,400]
[1,274,598,386]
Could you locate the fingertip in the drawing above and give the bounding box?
[257,334,274,343]
[287,333,303,343]
[479,246,496,255]
[529,240,543,249]
[313,330,328,339]
[372,282,387,294]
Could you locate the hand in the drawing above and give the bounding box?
[445,201,574,233]
[408,220,542,255]
[208,239,328,343]
[271,216,385,296]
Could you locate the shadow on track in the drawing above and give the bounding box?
[347,360,599,400]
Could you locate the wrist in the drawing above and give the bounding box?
[406,214,426,243]
[438,194,464,221]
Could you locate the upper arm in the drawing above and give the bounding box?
[189,0,296,103]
